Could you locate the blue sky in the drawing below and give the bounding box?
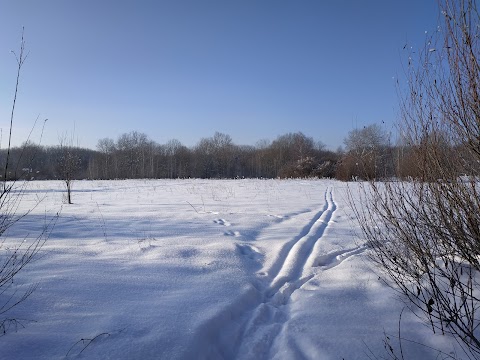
[0,1,439,150]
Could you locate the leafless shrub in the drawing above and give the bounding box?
[353,0,480,357]
[0,29,55,334]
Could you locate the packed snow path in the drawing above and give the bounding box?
[0,180,458,359]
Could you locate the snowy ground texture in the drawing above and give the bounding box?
[0,179,460,359]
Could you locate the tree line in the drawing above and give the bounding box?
[1,124,475,181]
[0,131,337,180]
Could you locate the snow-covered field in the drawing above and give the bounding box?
[0,179,457,359]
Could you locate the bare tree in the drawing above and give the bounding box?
[116,131,151,178]
[165,139,182,178]
[353,0,480,357]
[192,132,235,178]
[339,124,390,180]
[96,138,116,179]
[57,133,81,204]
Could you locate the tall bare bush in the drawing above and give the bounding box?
[0,30,55,334]
[354,0,480,356]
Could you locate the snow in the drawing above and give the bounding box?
[0,179,459,359]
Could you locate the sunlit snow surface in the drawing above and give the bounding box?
[0,179,457,359]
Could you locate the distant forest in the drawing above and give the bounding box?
[2,124,475,181]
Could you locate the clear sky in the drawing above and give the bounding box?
[0,1,439,150]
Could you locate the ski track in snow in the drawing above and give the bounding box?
[313,245,367,270]
[203,186,361,359]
